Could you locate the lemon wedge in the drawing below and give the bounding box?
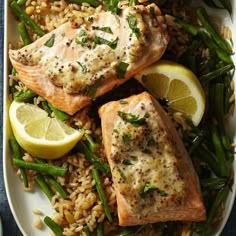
[9,101,84,159]
[134,60,205,126]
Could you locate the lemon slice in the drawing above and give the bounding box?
[134,60,205,126]
[9,101,84,159]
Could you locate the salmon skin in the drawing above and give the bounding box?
[9,4,169,115]
[99,92,206,226]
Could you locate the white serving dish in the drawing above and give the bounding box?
[3,1,236,235]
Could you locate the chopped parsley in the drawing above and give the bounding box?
[127,14,140,39]
[92,26,113,34]
[117,167,126,180]
[117,111,148,127]
[122,132,131,143]
[149,7,156,18]
[84,75,103,99]
[75,29,89,46]
[93,36,118,49]
[113,129,119,134]
[140,183,167,198]
[88,17,94,22]
[44,34,55,47]
[103,0,121,14]
[122,159,133,165]
[77,61,88,74]
[147,137,155,146]
[119,99,128,104]
[116,61,129,79]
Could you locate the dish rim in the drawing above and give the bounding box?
[3,1,236,235]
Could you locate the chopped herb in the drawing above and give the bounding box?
[122,132,131,143]
[93,36,118,49]
[79,29,86,37]
[140,183,167,198]
[129,0,136,6]
[75,29,88,46]
[103,0,121,14]
[140,183,157,198]
[61,33,65,37]
[117,167,126,180]
[117,111,147,127]
[149,7,156,18]
[84,75,103,99]
[88,17,94,22]
[92,26,113,34]
[123,159,133,165]
[127,14,140,39]
[44,34,55,47]
[113,129,119,134]
[142,148,152,154]
[77,61,87,73]
[119,99,128,104]
[116,61,129,79]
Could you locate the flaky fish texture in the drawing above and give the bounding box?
[99,92,206,226]
[9,4,168,114]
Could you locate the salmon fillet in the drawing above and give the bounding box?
[99,92,206,226]
[9,4,169,115]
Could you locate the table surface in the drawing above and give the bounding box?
[0,1,236,236]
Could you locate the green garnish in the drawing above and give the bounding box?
[119,99,128,104]
[140,183,167,198]
[116,61,129,79]
[149,7,156,18]
[84,75,103,99]
[92,26,113,34]
[118,111,148,127]
[75,29,88,46]
[88,17,94,22]
[122,132,131,143]
[44,34,55,47]
[93,36,118,49]
[123,159,133,165]
[127,14,140,39]
[103,0,121,14]
[77,61,88,74]
[117,167,126,180]
[113,129,119,134]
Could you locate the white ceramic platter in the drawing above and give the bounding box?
[3,1,236,235]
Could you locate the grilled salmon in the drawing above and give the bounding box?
[9,4,169,115]
[99,92,206,226]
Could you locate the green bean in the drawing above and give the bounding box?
[211,125,229,177]
[10,1,45,37]
[118,226,144,236]
[35,175,54,201]
[13,89,37,102]
[44,216,65,236]
[198,31,232,64]
[46,175,68,199]
[200,177,227,188]
[196,7,232,54]
[16,0,27,6]
[48,102,69,121]
[97,222,104,236]
[91,168,112,222]
[82,225,91,236]
[9,136,28,188]
[175,18,198,36]
[34,158,68,198]
[13,159,68,176]
[199,64,234,82]
[207,186,229,225]
[17,22,31,46]
[41,101,52,116]
[76,141,110,173]
[214,83,225,124]
[65,0,99,7]
[196,145,221,177]
[85,133,97,153]
[188,133,205,155]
